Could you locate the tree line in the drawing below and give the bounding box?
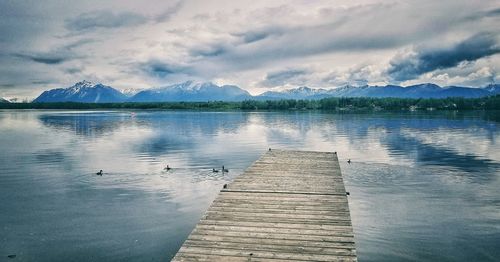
[1,95,499,111]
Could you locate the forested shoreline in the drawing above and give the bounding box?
[1,95,499,111]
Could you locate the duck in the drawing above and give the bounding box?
[165,165,171,171]
[96,170,103,176]
[212,168,219,173]
[222,166,229,172]
[347,159,351,164]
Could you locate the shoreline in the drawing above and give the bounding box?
[0,95,499,111]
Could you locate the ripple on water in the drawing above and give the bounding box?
[1,110,499,261]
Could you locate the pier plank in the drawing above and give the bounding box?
[172,149,356,261]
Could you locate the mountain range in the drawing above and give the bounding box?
[33,81,127,103]
[32,81,500,103]
[33,81,252,103]
[258,83,500,100]
[130,81,251,102]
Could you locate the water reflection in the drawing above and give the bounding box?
[39,112,132,137]
[0,110,499,261]
[385,134,499,178]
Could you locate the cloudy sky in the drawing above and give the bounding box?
[1,0,499,98]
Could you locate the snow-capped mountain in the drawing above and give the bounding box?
[255,83,497,100]
[332,83,493,98]
[257,86,331,100]
[0,97,9,103]
[482,84,500,95]
[121,88,142,97]
[129,81,252,102]
[33,81,127,103]
[32,80,499,103]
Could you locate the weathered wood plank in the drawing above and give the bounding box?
[207,207,351,215]
[210,203,350,211]
[174,253,312,262]
[186,234,355,249]
[182,240,356,256]
[215,196,349,203]
[218,191,348,199]
[176,246,357,262]
[172,149,356,262]
[198,220,354,231]
[189,229,355,242]
[203,210,351,220]
[193,224,355,237]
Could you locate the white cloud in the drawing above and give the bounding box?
[0,0,499,98]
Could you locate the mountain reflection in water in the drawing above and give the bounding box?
[0,110,499,261]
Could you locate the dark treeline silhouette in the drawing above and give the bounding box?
[1,95,499,111]
[241,95,500,110]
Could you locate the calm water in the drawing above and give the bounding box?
[1,110,499,261]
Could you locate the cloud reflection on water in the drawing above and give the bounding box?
[0,110,495,261]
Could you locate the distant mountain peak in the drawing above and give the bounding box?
[129,81,251,102]
[153,80,209,91]
[256,83,497,100]
[296,86,311,90]
[73,80,97,88]
[483,83,500,93]
[33,80,499,103]
[33,81,126,103]
[407,83,441,90]
[415,82,439,87]
[121,88,142,97]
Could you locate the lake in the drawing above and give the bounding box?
[1,110,499,261]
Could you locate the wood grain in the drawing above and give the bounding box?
[172,149,356,261]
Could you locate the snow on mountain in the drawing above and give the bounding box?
[257,86,331,100]
[32,80,499,103]
[482,84,500,94]
[120,88,142,97]
[33,80,127,103]
[256,83,498,100]
[128,81,252,102]
[0,97,10,103]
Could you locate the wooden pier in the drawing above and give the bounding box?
[172,149,357,261]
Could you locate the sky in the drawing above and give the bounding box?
[0,0,499,99]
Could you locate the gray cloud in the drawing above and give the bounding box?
[0,83,15,88]
[464,7,500,21]
[388,32,500,81]
[13,53,68,64]
[154,1,183,23]
[232,27,284,44]
[188,3,443,71]
[260,69,308,88]
[241,32,268,43]
[1,0,500,98]
[140,60,190,78]
[484,7,500,17]
[0,1,55,46]
[65,10,148,31]
[12,39,91,65]
[64,67,83,74]
[189,43,230,57]
[31,80,53,85]
[65,2,182,32]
